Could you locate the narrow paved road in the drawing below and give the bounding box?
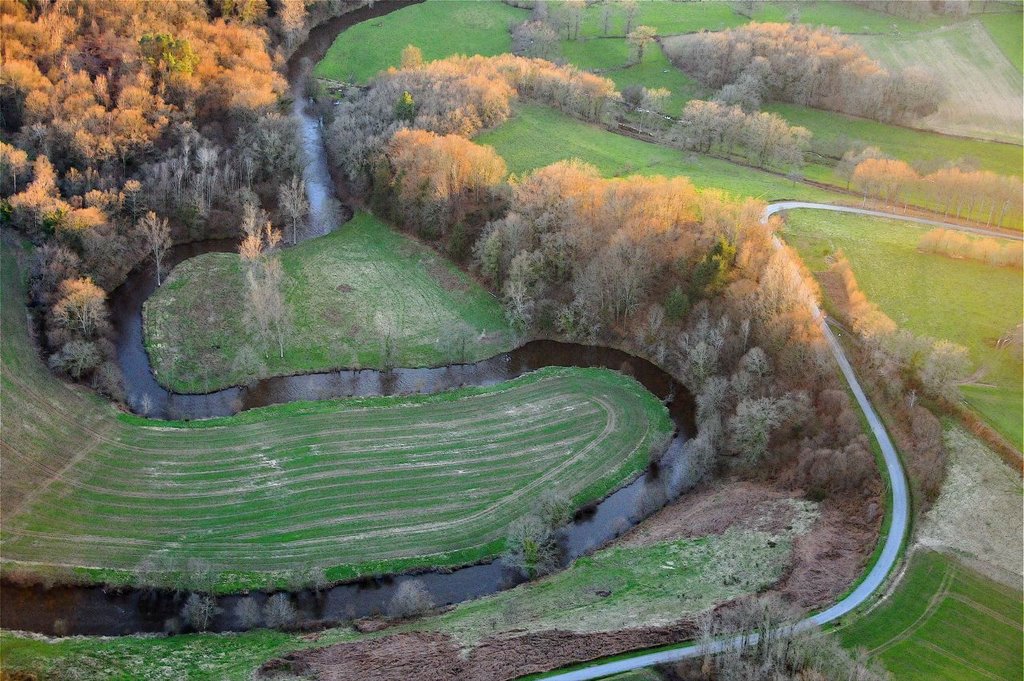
[538,206,915,680]
[765,201,1024,241]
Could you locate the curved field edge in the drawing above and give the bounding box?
[142,212,516,394]
[0,243,672,594]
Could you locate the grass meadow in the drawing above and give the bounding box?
[839,550,1024,680]
[476,104,846,203]
[144,212,514,393]
[858,20,1024,143]
[2,244,671,592]
[781,210,1024,449]
[312,0,527,83]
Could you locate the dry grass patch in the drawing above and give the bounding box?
[858,21,1024,143]
[917,426,1023,586]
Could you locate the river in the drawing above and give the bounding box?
[1,1,699,637]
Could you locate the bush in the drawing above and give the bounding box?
[387,579,435,618]
[262,593,297,628]
[181,593,220,631]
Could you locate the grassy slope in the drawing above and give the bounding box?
[0,517,816,680]
[980,11,1024,73]
[313,0,527,83]
[315,0,1021,222]
[767,102,1023,178]
[857,21,1024,143]
[476,104,846,203]
[1,243,671,592]
[839,550,1023,681]
[782,211,1024,449]
[144,212,514,393]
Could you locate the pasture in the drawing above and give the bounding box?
[839,550,1024,680]
[781,211,1024,450]
[2,246,671,591]
[312,0,526,83]
[144,212,514,393]
[858,21,1024,143]
[476,104,846,203]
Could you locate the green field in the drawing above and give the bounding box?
[574,0,968,37]
[144,212,514,393]
[561,39,700,115]
[2,244,671,592]
[980,11,1024,73]
[313,0,527,83]
[858,21,1024,143]
[477,104,846,203]
[782,211,1024,449]
[767,103,1024,179]
[840,550,1024,680]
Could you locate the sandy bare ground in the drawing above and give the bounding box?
[858,21,1023,144]
[917,427,1024,587]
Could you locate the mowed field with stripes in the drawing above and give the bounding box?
[0,247,671,590]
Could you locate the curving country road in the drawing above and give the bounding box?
[538,204,915,680]
[764,201,1024,241]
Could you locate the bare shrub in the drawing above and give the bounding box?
[263,593,297,628]
[234,596,263,630]
[387,579,435,619]
[502,514,559,578]
[181,593,220,631]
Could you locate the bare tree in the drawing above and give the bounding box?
[263,593,297,628]
[627,25,657,64]
[137,211,172,285]
[388,579,435,618]
[622,0,638,33]
[278,174,309,244]
[502,514,559,578]
[234,596,262,629]
[181,593,220,631]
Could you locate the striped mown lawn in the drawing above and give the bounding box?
[840,550,1023,680]
[1,245,671,592]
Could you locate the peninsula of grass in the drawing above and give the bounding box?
[781,210,1024,449]
[143,212,514,394]
[2,245,672,592]
[839,550,1024,680]
[476,104,847,204]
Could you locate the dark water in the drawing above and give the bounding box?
[1,0,699,637]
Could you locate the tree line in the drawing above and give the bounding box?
[328,51,616,193]
[829,254,963,502]
[665,22,944,124]
[918,228,1023,269]
[362,117,880,512]
[670,98,811,171]
[849,155,1024,229]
